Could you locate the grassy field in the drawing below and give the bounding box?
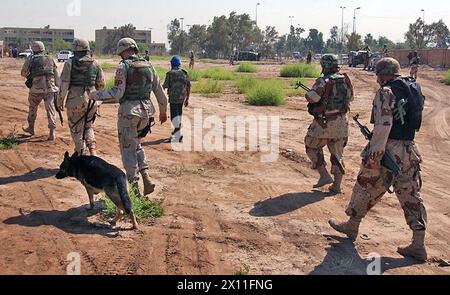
[444,70,450,85]
[247,80,286,106]
[191,80,223,97]
[236,62,257,73]
[280,64,321,78]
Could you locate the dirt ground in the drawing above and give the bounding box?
[0,57,449,275]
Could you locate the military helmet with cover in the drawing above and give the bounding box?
[320,54,339,70]
[31,41,45,53]
[375,57,401,76]
[116,38,138,55]
[73,38,90,52]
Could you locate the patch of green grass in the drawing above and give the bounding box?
[236,62,257,73]
[247,80,286,106]
[102,185,164,220]
[201,67,234,80]
[234,75,258,94]
[149,55,170,61]
[104,77,115,90]
[444,70,450,85]
[154,66,169,80]
[0,128,19,151]
[191,80,223,97]
[188,69,202,82]
[280,63,321,78]
[100,62,116,71]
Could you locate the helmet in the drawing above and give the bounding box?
[320,54,339,70]
[116,38,138,55]
[171,56,181,68]
[73,38,90,52]
[31,41,45,53]
[375,58,401,76]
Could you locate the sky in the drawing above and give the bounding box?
[1,0,449,45]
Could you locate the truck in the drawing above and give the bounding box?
[57,50,74,62]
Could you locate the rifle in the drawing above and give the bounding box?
[295,81,312,93]
[54,94,64,127]
[353,114,401,177]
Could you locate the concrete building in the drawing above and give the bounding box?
[149,42,167,55]
[95,27,153,54]
[0,41,3,58]
[0,27,74,52]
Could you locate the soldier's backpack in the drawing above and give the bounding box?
[388,77,425,132]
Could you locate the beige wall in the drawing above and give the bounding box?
[389,49,450,68]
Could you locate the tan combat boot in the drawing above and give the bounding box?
[23,124,35,136]
[88,147,97,157]
[329,217,361,241]
[141,170,156,196]
[48,129,56,141]
[329,174,343,194]
[397,231,428,262]
[313,166,334,189]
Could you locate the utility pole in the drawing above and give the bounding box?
[353,7,361,34]
[256,3,261,27]
[289,16,294,28]
[421,9,425,24]
[180,18,184,32]
[340,7,346,53]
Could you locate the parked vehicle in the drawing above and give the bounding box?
[368,52,382,71]
[292,52,301,60]
[313,54,322,60]
[238,51,260,62]
[18,49,33,59]
[57,50,74,62]
[348,50,370,67]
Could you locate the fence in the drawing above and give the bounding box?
[388,48,450,68]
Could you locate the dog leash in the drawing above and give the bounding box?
[80,99,96,156]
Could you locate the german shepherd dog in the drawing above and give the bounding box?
[56,152,138,229]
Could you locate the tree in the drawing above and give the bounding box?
[54,39,72,52]
[274,35,286,57]
[305,29,324,53]
[405,18,433,49]
[364,33,377,49]
[206,15,231,58]
[187,25,208,54]
[325,26,339,53]
[260,26,279,58]
[103,24,135,54]
[346,32,363,51]
[429,19,450,48]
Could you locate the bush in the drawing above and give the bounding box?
[188,70,202,82]
[191,80,223,97]
[444,70,450,85]
[154,66,168,80]
[102,185,164,220]
[235,75,257,94]
[280,64,321,78]
[105,77,115,90]
[0,129,19,151]
[202,67,234,80]
[247,80,286,106]
[237,62,257,73]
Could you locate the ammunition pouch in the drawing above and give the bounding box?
[138,117,155,138]
[25,75,33,89]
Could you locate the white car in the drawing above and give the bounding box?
[57,50,74,62]
[18,49,33,58]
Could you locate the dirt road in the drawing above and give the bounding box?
[0,58,449,275]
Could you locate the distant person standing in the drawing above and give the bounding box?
[163,56,191,142]
[21,41,60,141]
[144,50,150,62]
[189,50,195,69]
[407,50,414,65]
[382,45,389,57]
[410,51,420,80]
[307,51,313,64]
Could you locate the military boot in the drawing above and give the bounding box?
[141,170,156,196]
[313,166,334,189]
[329,174,343,194]
[329,217,361,241]
[397,231,428,262]
[22,124,35,136]
[48,129,56,141]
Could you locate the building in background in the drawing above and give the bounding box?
[0,26,74,52]
[0,41,4,58]
[95,27,166,55]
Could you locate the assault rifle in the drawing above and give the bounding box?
[353,114,401,176]
[295,81,312,93]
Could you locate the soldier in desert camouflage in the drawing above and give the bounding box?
[59,38,105,156]
[410,51,420,80]
[329,58,428,262]
[304,54,354,194]
[21,41,60,141]
[89,38,168,197]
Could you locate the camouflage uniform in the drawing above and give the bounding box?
[21,41,60,139]
[90,38,168,196]
[189,51,195,69]
[304,54,354,193]
[60,39,105,155]
[163,67,191,139]
[329,58,428,262]
[410,56,420,80]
